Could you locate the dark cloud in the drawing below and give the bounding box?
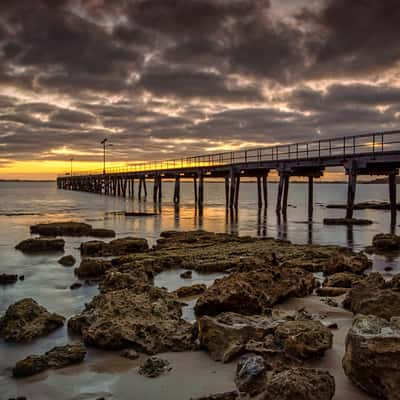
[0,0,399,172]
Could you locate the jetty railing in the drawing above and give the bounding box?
[60,130,400,177]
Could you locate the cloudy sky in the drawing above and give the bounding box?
[0,0,399,178]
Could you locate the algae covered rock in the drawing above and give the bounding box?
[58,255,76,266]
[68,287,195,353]
[343,314,400,400]
[262,367,335,400]
[75,258,112,278]
[80,237,148,256]
[174,284,207,298]
[15,238,65,253]
[195,267,317,317]
[13,343,87,377]
[274,320,333,359]
[372,233,400,251]
[0,298,65,342]
[30,222,92,236]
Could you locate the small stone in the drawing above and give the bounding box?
[138,357,171,378]
[0,273,18,285]
[235,354,266,396]
[174,284,207,298]
[19,275,25,281]
[385,266,394,272]
[70,282,82,290]
[321,298,338,307]
[120,349,139,360]
[58,255,76,267]
[180,270,192,279]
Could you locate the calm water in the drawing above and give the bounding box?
[0,180,398,399]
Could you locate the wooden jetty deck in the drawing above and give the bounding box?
[57,130,400,221]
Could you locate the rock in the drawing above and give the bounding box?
[343,314,400,400]
[70,282,82,290]
[385,266,394,272]
[180,270,192,279]
[323,252,371,276]
[80,237,148,257]
[0,298,65,342]
[125,212,158,217]
[58,255,76,266]
[13,343,86,378]
[195,267,317,317]
[0,273,18,285]
[316,287,348,297]
[262,367,335,400]
[191,392,239,400]
[19,275,24,281]
[30,222,92,236]
[68,288,195,353]
[120,349,140,360]
[391,274,400,291]
[235,354,266,396]
[75,258,112,279]
[15,238,65,253]
[343,272,400,319]
[372,233,400,251]
[323,272,363,288]
[138,357,171,378]
[174,284,207,298]
[326,201,398,210]
[99,269,152,293]
[89,228,116,238]
[274,320,333,359]
[321,298,338,308]
[198,312,279,362]
[323,218,373,225]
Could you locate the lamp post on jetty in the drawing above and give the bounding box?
[101,138,112,174]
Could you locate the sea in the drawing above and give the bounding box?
[0,180,397,400]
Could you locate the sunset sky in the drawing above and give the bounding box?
[0,0,399,179]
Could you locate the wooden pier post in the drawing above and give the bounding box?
[389,171,397,223]
[225,176,230,208]
[234,175,240,209]
[193,176,198,206]
[198,172,204,208]
[138,177,143,201]
[346,168,357,219]
[173,175,180,204]
[122,178,127,197]
[143,176,147,199]
[158,176,162,202]
[262,175,268,207]
[282,175,289,215]
[308,176,314,220]
[229,170,236,208]
[257,177,262,208]
[276,174,285,213]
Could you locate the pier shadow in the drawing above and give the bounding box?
[257,207,268,237]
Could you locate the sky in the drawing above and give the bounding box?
[0,0,399,179]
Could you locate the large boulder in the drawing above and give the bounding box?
[372,233,400,252]
[68,287,195,353]
[195,267,317,317]
[13,343,86,378]
[323,272,364,288]
[274,320,333,359]
[0,298,65,342]
[198,312,279,362]
[75,258,112,278]
[323,252,371,276]
[99,269,153,293]
[89,228,116,238]
[343,273,400,319]
[30,222,92,236]
[80,237,148,256]
[262,367,335,400]
[343,314,400,400]
[15,238,65,252]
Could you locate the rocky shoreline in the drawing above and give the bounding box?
[3,222,400,399]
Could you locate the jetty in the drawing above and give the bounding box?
[57,130,400,220]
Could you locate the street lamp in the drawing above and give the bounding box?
[101,138,113,174]
[70,158,73,176]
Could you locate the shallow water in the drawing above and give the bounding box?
[0,181,399,399]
